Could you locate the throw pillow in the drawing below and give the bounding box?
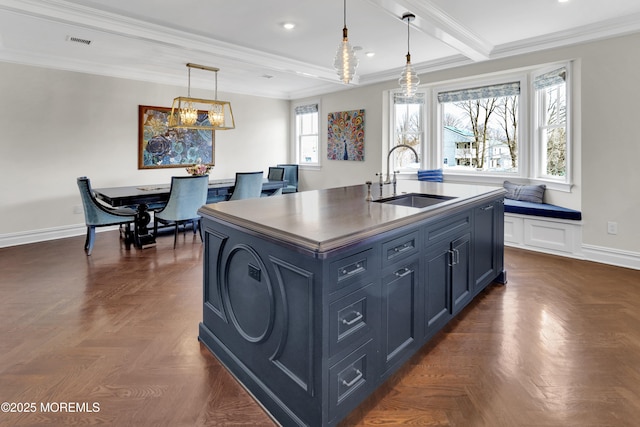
[417,169,444,183]
[503,181,546,203]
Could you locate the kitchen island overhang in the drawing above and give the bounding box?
[198,181,506,426]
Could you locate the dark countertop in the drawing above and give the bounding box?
[198,181,505,254]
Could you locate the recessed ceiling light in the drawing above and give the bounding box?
[366,52,375,58]
[558,0,569,3]
[282,22,295,30]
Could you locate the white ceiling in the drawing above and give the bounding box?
[1,0,640,99]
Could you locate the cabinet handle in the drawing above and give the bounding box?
[454,248,460,265]
[341,369,363,387]
[341,311,363,326]
[481,205,494,211]
[341,262,363,277]
[395,267,411,277]
[448,250,455,267]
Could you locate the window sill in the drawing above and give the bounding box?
[439,172,573,193]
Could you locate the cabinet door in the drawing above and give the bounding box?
[473,201,499,292]
[423,242,451,339]
[381,258,419,375]
[451,233,472,315]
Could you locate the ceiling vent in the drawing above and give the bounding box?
[66,36,91,46]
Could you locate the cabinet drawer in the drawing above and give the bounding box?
[329,249,374,292]
[424,212,471,246]
[329,339,375,421]
[381,231,419,268]
[329,282,379,356]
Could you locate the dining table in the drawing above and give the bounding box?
[93,178,287,248]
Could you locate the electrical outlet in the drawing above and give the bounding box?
[607,221,618,235]
[73,205,84,214]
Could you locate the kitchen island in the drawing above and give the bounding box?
[198,181,506,426]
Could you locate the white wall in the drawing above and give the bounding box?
[0,63,288,237]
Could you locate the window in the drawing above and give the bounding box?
[438,81,520,174]
[414,61,573,188]
[294,103,319,165]
[534,67,568,181]
[390,92,424,173]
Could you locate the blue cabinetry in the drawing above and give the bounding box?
[199,194,505,426]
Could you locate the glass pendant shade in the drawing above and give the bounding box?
[334,0,358,84]
[399,53,420,97]
[398,13,420,97]
[169,63,235,130]
[334,28,358,84]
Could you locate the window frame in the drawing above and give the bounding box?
[532,63,571,186]
[433,72,528,180]
[414,61,573,191]
[389,91,426,177]
[292,100,321,169]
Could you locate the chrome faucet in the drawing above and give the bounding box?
[386,144,419,183]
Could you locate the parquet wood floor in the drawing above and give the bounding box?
[1,231,639,426]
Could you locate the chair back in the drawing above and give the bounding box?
[156,176,209,221]
[267,166,285,181]
[77,176,136,226]
[229,171,263,201]
[277,164,299,192]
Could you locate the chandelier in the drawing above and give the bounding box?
[398,13,420,97]
[169,63,235,130]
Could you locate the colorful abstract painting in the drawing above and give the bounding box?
[327,109,365,161]
[138,105,214,169]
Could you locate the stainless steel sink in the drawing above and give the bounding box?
[374,193,456,208]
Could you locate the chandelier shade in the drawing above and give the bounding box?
[169,63,235,130]
[334,0,358,84]
[398,13,420,97]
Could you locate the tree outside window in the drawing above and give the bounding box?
[392,93,424,172]
[439,82,520,174]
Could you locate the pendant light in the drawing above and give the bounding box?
[333,0,358,84]
[398,13,420,97]
[169,63,235,130]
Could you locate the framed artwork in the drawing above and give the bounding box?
[327,109,365,161]
[138,105,215,169]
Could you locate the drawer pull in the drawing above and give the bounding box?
[340,262,363,277]
[393,242,412,252]
[395,267,411,277]
[341,311,363,326]
[481,205,494,211]
[341,369,363,387]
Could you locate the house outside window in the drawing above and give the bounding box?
[438,81,521,175]
[294,103,319,165]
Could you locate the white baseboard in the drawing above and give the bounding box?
[0,224,116,248]
[582,244,640,270]
[505,213,639,270]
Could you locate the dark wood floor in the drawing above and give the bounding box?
[1,230,639,426]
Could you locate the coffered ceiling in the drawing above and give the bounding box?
[1,0,639,99]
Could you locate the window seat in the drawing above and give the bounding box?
[503,199,581,221]
[503,200,583,258]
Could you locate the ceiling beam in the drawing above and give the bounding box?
[364,0,493,62]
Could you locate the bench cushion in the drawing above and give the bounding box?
[504,199,582,221]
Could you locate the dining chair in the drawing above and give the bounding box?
[77,176,137,256]
[153,175,209,248]
[228,171,264,201]
[267,166,285,181]
[277,164,299,193]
